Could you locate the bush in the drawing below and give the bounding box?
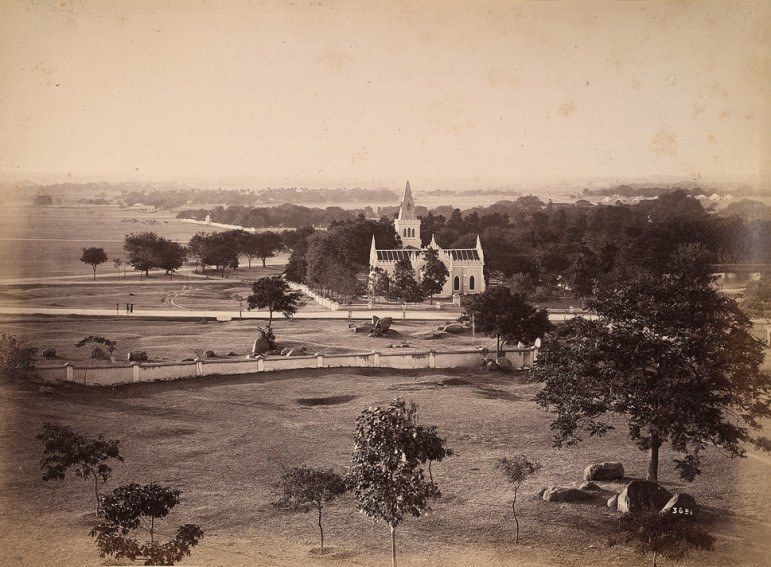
[0,333,37,377]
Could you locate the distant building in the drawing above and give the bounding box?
[369,182,485,298]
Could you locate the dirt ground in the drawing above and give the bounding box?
[1,368,768,567]
[0,316,494,365]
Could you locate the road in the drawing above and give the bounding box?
[0,305,596,322]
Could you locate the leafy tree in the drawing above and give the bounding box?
[277,466,347,549]
[0,333,37,376]
[462,286,552,356]
[740,275,770,318]
[90,483,203,566]
[246,276,302,328]
[387,258,425,304]
[347,399,440,567]
[154,240,186,278]
[186,232,239,277]
[496,455,540,543]
[503,272,536,300]
[608,512,714,567]
[38,423,123,515]
[369,267,391,302]
[80,247,109,280]
[534,248,771,483]
[410,424,452,484]
[419,248,449,302]
[33,194,53,206]
[124,232,161,276]
[253,231,282,267]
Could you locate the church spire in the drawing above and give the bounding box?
[398,181,416,221]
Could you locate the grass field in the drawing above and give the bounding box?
[0,316,494,364]
[1,368,768,567]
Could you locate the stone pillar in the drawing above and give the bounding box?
[196,359,204,376]
[65,363,74,382]
[316,353,324,368]
[428,350,436,369]
[131,362,140,382]
[373,352,380,367]
[257,355,265,372]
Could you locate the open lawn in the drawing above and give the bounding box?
[0,204,287,281]
[1,368,768,567]
[0,316,495,364]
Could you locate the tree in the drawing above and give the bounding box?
[419,248,449,302]
[124,232,161,276]
[253,231,282,267]
[347,399,440,567]
[112,258,127,277]
[0,333,37,376]
[387,258,425,304]
[608,512,714,567]
[410,425,452,484]
[33,194,53,206]
[534,247,771,483]
[246,276,302,328]
[740,274,770,318]
[90,483,203,566]
[497,455,540,543]
[369,267,391,302]
[277,466,347,549]
[80,247,108,280]
[154,240,186,279]
[462,286,552,357]
[186,232,239,277]
[38,423,123,516]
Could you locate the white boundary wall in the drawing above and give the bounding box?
[38,347,536,387]
[285,281,341,311]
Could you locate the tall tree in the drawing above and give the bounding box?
[90,483,203,566]
[347,399,440,567]
[387,258,425,304]
[534,246,771,483]
[154,240,187,279]
[462,286,552,356]
[419,248,449,302]
[124,232,161,276]
[369,267,391,302]
[246,276,302,328]
[80,247,109,280]
[253,231,282,267]
[38,423,123,516]
[277,466,347,549]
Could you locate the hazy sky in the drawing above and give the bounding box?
[0,0,768,189]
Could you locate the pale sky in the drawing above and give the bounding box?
[0,0,768,189]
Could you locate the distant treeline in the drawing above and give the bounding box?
[123,187,398,209]
[177,203,370,228]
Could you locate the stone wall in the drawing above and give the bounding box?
[38,347,537,386]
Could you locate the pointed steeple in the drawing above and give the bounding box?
[475,234,484,262]
[369,235,377,265]
[429,234,438,248]
[398,181,417,221]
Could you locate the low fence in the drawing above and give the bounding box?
[36,347,536,387]
[286,281,341,311]
[179,218,257,233]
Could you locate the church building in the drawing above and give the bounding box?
[369,182,486,298]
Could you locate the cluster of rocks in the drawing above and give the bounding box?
[349,316,394,337]
[41,347,57,359]
[538,461,698,519]
[127,351,148,362]
[386,343,411,349]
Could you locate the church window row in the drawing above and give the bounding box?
[402,227,416,238]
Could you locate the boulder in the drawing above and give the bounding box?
[285,348,307,357]
[182,357,195,362]
[534,487,547,500]
[412,330,448,340]
[280,348,292,356]
[38,385,55,394]
[584,462,625,481]
[579,481,604,492]
[495,356,513,372]
[127,351,148,362]
[90,347,111,361]
[252,336,271,354]
[616,480,673,514]
[226,351,238,356]
[659,493,697,520]
[372,316,393,333]
[607,494,619,508]
[543,486,594,503]
[442,323,466,334]
[205,350,216,358]
[41,347,57,359]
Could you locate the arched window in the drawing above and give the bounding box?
[403,228,407,237]
[410,227,414,237]
[469,275,475,290]
[454,276,460,291]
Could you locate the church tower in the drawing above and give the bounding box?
[394,181,422,248]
